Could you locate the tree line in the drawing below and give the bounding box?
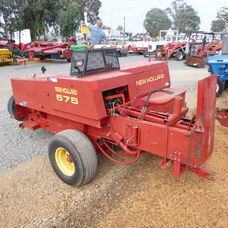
[144,0,228,37]
[0,0,228,41]
[0,0,101,40]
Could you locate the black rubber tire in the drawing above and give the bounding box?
[117,49,127,57]
[120,50,128,57]
[48,129,98,186]
[128,46,132,52]
[224,81,228,90]
[7,96,24,121]
[216,79,224,97]
[143,50,150,58]
[175,50,185,61]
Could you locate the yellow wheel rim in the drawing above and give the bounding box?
[55,147,75,176]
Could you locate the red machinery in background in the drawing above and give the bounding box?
[1,38,126,63]
[8,49,227,187]
[185,42,222,68]
[0,40,30,58]
[156,42,187,61]
[0,40,74,62]
[24,41,72,61]
[185,29,222,68]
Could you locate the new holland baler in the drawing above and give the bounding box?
[8,48,223,186]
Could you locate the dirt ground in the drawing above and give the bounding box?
[0,59,228,228]
[0,113,227,228]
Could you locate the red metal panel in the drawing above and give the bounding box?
[121,61,171,99]
[43,47,65,53]
[195,75,217,166]
[48,77,107,120]
[11,76,106,128]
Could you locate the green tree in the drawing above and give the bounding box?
[17,0,61,40]
[1,0,102,40]
[59,1,81,38]
[211,20,226,32]
[77,0,101,24]
[144,8,171,37]
[217,7,228,22]
[116,25,123,31]
[166,0,200,33]
[211,7,228,32]
[0,0,20,39]
[58,0,102,38]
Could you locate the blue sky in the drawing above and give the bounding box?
[99,0,228,33]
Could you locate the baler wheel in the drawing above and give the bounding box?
[216,79,224,97]
[48,129,98,186]
[7,96,24,121]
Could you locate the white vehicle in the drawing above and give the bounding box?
[144,29,179,57]
[123,40,150,54]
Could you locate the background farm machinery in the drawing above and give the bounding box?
[0,40,72,64]
[186,42,221,68]
[0,39,127,65]
[154,32,222,62]
[8,48,227,187]
[24,41,127,60]
[142,30,179,57]
[125,30,181,57]
[206,33,228,96]
[207,55,228,96]
[155,41,187,61]
[23,41,74,62]
[0,48,14,65]
[185,32,222,68]
[0,40,29,65]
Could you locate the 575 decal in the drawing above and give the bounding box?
[56,94,79,104]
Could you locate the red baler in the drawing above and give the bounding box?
[8,49,220,186]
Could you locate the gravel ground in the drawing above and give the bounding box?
[0,56,227,228]
[0,112,52,171]
[0,117,227,228]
